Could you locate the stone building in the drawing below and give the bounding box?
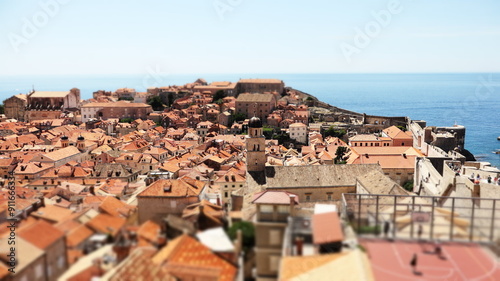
[25,89,80,121]
[137,178,207,224]
[252,190,298,280]
[18,220,67,281]
[115,88,136,99]
[91,163,140,183]
[289,122,307,144]
[81,101,153,122]
[3,94,27,121]
[246,117,267,172]
[259,164,382,202]
[193,81,238,96]
[237,79,285,95]
[236,93,276,121]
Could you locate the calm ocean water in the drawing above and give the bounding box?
[0,73,499,167]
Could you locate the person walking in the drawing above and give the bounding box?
[435,243,443,259]
[417,224,423,241]
[383,221,390,238]
[410,253,418,274]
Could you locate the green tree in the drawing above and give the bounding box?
[272,133,291,144]
[227,221,255,253]
[0,104,4,114]
[120,117,134,123]
[324,126,346,138]
[233,113,246,122]
[334,146,349,164]
[403,180,414,192]
[212,90,226,103]
[167,92,175,107]
[397,125,407,132]
[148,96,164,111]
[118,97,134,101]
[263,126,274,139]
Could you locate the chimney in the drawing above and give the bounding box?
[230,229,243,263]
[289,194,296,216]
[295,236,304,256]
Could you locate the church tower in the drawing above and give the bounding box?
[61,135,69,148]
[77,135,85,151]
[246,116,266,172]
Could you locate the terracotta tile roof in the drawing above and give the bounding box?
[67,263,104,281]
[18,220,65,249]
[39,144,80,159]
[236,93,275,103]
[139,178,205,198]
[182,200,224,229]
[137,220,161,245]
[349,154,416,169]
[252,190,299,205]
[66,224,94,248]
[31,205,76,223]
[312,211,344,244]
[15,161,52,174]
[152,234,237,281]
[383,125,413,140]
[215,170,245,183]
[55,218,81,233]
[99,196,136,217]
[350,146,423,156]
[86,213,126,237]
[279,250,374,281]
[110,248,176,281]
[349,134,380,141]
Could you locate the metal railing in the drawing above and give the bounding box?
[341,193,500,244]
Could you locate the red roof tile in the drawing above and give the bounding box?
[252,190,299,205]
[312,212,344,244]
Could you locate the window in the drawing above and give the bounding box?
[224,191,228,198]
[269,255,281,272]
[327,193,333,200]
[260,205,273,213]
[277,205,289,214]
[36,264,43,278]
[305,193,312,202]
[269,229,281,245]
[58,255,65,269]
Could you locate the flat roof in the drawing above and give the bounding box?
[30,91,70,98]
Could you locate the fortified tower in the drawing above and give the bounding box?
[246,116,266,172]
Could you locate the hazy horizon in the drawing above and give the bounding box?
[1,0,500,76]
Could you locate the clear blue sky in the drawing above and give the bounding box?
[1,0,499,75]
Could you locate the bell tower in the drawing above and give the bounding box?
[246,116,266,172]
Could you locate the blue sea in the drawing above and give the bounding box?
[0,73,499,167]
